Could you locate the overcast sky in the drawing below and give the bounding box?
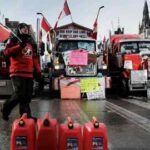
[0,0,148,40]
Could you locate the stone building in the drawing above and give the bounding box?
[139,1,150,38]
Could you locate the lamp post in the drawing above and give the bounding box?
[96,6,104,42]
[98,6,104,17]
[36,12,43,48]
[36,12,43,69]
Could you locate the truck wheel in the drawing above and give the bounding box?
[120,79,129,97]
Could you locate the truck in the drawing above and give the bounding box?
[48,36,107,98]
[0,42,13,95]
[105,34,150,96]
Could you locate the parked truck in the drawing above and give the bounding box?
[48,36,108,98]
[105,34,150,96]
[0,42,13,95]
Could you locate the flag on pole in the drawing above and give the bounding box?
[92,18,98,40]
[54,0,71,29]
[0,24,11,42]
[41,17,52,33]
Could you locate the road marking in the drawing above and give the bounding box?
[122,98,150,110]
[106,101,150,133]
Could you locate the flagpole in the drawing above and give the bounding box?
[70,15,73,23]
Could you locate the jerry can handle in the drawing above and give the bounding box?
[92,116,99,128]
[43,112,50,126]
[67,116,74,129]
[19,113,28,127]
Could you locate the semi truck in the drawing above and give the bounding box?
[0,42,13,95]
[105,34,150,96]
[48,36,107,98]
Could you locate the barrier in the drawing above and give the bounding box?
[36,112,58,150]
[10,113,36,150]
[58,117,82,150]
[83,116,108,150]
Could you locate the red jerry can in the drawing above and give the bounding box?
[58,117,82,150]
[36,112,58,150]
[10,113,36,150]
[83,116,108,150]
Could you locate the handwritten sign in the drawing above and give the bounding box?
[80,78,99,93]
[86,77,106,100]
[69,49,88,66]
[62,51,71,65]
[131,70,147,84]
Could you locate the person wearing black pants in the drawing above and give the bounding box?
[1,23,41,121]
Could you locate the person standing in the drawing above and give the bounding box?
[0,23,41,121]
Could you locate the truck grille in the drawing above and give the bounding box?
[66,64,97,76]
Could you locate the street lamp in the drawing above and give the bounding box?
[97,6,104,20]
[37,12,44,17]
[97,6,104,47]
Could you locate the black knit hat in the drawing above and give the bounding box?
[18,23,29,30]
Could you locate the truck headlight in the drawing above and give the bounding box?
[102,64,107,70]
[54,64,64,70]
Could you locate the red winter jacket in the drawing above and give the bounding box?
[3,42,41,78]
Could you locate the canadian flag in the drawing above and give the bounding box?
[41,17,52,33]
[54,0,71,29]
[0,24,11,42]
[92,18,98,40]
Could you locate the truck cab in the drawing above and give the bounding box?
[49,37,106,96]
[107,34,150,96]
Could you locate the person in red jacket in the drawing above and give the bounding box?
[1,23,41,121]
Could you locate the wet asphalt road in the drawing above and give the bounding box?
[0,91,150,150]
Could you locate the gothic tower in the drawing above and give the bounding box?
[139,0,150,38]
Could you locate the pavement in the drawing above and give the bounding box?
[0,92,150,149]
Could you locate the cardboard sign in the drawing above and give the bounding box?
[69,49,88,66]
[62,51,71,65]
[80,78,99,93]
[86,77,106,100]
[131,70,147,84]
[124,60,133,69]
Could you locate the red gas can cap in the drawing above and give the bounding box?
[67,117,74,129]
[43,119,50,126]
[92,116,99,128]
[19,119,25,127]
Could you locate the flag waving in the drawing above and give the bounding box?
[0,24,11,42]
[91,6,104,40]
[41,17,52,33]
[92,18,98,40]
[54,0,72,29]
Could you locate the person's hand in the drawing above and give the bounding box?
[34,72,41,82]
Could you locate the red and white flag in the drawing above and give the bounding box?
[41,17,52,33]
[54,0,71,29]
[92,18,98,40]
[0,24,11,42]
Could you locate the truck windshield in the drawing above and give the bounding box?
[120,41,150,54]
[57,40,95,52]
